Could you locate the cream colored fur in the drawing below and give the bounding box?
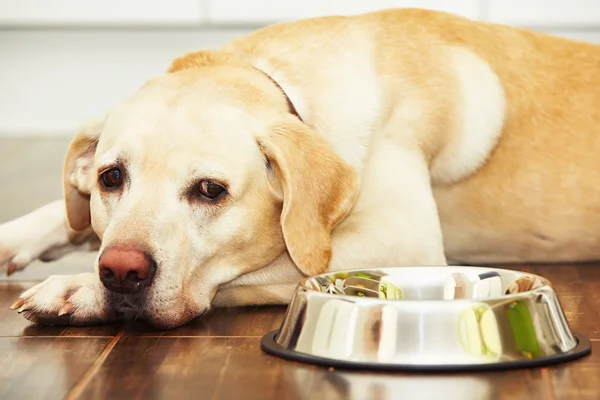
[1,8,599,328]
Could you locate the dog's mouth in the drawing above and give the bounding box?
[113,300,142,320]
[104,291,145,321]
[102,286,189,326]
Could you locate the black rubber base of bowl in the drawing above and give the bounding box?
[261,330,591,372]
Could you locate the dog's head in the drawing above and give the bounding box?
[62,51,357,328]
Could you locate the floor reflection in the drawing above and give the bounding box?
[282,364,494,400]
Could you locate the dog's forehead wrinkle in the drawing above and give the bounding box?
[98,72,274,178]
[95,148,123,168]
[104,97,264,154]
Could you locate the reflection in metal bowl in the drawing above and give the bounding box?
[262,266,591,371]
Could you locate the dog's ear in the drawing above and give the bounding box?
[63,117,104,231]
[258,118,358,276]
[167,50,244,72]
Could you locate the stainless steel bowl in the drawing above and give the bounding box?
[261,266,591,371]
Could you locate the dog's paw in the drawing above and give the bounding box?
[0,201,71,276]
[0,220,37,276]
[10,273,107,326]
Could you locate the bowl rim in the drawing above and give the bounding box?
[296,265,553,303]
[261,329,592,372]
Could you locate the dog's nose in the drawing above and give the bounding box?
[98,246,156,294]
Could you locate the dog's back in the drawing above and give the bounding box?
[227,8,600,264]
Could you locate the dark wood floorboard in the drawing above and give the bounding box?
[76,337,288,400]
[75,339,600,400]
[0,337,112,400]
[122,305,286,337]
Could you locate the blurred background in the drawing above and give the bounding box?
[1,0,599,139]
[0,0,599,279]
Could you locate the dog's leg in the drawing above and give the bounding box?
[212,283,298,308]
[4,202,108,325]
[0,199,99,276]
[4,202,107,325]
[327,143,448,271]
[212,252,304,307]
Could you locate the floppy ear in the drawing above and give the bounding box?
[258,118,358,276]
[63,117,104,231]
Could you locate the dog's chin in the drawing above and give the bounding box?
[110,297,144,321]
[103,290,145,322]
[104,289,207,330]
[143,306,206,330]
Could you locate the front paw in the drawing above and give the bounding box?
[0,200,78,277]
[0,247,31,277]
[0,207,58,276]
[10,273,108,326]
[0,221,36,276]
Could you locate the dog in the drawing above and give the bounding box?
[0,8,599,329]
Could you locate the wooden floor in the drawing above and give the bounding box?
[1,139,599,399]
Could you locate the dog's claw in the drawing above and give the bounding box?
[58,303,73,316]
[6,264,16,277]
[17,304,30,314]
[10,273,103,325]
[10,299,25,310]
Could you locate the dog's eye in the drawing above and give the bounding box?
[197,180,226,200]
[100,168,123,189]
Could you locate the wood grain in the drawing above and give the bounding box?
[123,305,287,337]
[0,337,111,399]
[74,338,600,400]
[75,337,291,399]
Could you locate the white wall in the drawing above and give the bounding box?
[0,0,599,137]
[0,29,252,137]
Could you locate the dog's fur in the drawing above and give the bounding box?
[1,8,599,328]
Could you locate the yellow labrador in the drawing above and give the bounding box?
[1,8,599,328]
